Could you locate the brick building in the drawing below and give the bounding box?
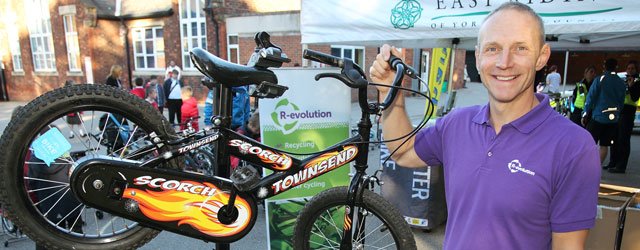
[0,0,469,102]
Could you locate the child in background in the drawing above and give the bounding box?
[180,86,199,131]
[130,77,145,99]
[146,87,159,109]
[230,111,261,170]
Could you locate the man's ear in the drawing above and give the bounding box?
[475,45,480,71]
[535,43,551,71]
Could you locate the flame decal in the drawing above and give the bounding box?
[304,146,358,169]
[264,152,292,171]
[123,182,252,237]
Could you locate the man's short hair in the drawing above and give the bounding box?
[479,2,545,47]
[172,69,179,74]
[605,58,618,71]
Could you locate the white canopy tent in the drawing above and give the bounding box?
[302,0,640,50]
[302,0,640,96]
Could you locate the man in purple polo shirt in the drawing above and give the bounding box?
[370,2,600,250]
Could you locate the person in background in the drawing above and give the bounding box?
[582,58,627,164]
[569,66,596,126]
[545,65,561,93]
[232,86,250,130]
[165,60,182,81]
[105,65,123,88]
[606,60,640,173]
[145,86,159,110]
[230,111,261,171]
[204,89,215,129]
[533,66,546,93]
[370,2,599,249]
[180,86,199,131]
[130,77,145,99]
[164,69,184,126]
[146,75,165,113]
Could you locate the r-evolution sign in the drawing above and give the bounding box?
[259,68,351,250]
[301,0,640,46]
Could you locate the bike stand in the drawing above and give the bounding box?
[3,233,28,248]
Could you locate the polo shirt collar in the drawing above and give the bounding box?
[472,93,553,134]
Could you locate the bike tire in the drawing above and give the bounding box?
[2,216,17,234]
[292,187,417,250]
[0,84,178,249]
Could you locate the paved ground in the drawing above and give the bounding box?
[1,82,639,249]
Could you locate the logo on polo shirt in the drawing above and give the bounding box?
[507,159,536,176]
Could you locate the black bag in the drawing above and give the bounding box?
[379,137,447,230]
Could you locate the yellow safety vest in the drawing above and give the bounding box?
[624,79,640,107]
[574,82,588,109]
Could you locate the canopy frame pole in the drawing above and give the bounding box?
[563,50,569,94]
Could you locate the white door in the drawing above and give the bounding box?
[420,51,429,93]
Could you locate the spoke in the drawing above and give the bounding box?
[25,177,70,186]
[70,205,86,236]
[312,211,340,248]
[310,230,340,248]
[78,111,96,153]
[321,208,343,240]
[95,208,101,237]
[119,124,139,158]
[43,188,71,217]
[54,203,83,228]
[308,238,338,249]
[110,135,150,158]
[359,222,388,243]
[111,212,116,234]
[96,113,111,155]
[32,187,67,207]
[28,184,68,193]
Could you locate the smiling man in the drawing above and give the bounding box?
[370,2,600,250]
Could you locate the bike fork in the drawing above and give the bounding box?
[340,171,369,250]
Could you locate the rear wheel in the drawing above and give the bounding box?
[0,84,180,249]
[292,187,416,250]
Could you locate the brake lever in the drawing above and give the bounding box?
[315,73,359,88]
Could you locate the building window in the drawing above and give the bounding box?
[63,15,81,72]
[25,0,56,72]
[330,45,365,66]
[179,0,206,69]
[132,27,165,70]
[227,35,239,64]
[5,2,22,72]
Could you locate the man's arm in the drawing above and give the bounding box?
[552,230,588,250]
[369,45,426,168]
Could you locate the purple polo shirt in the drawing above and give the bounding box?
[414,94,600,250]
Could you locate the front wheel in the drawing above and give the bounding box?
[292,187,416,250]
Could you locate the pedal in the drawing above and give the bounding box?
[230,164,260,192]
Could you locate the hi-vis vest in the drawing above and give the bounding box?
[624,78,639,107]
[574,82,588,109]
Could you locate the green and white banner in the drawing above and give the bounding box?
[259,68,351,249]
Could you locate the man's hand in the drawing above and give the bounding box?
[369,45,404,95]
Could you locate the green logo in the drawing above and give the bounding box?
[271,98,300,135]
[391,0,423,30]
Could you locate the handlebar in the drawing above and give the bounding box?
[303,50,344,68]
[303,49,413,113]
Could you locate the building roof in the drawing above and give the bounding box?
[80,0,173,20]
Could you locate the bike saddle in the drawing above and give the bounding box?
[190,47,278,87]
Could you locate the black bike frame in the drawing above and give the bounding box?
[137,89,373,202]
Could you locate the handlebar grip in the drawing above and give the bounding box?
[303,49,343,68]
